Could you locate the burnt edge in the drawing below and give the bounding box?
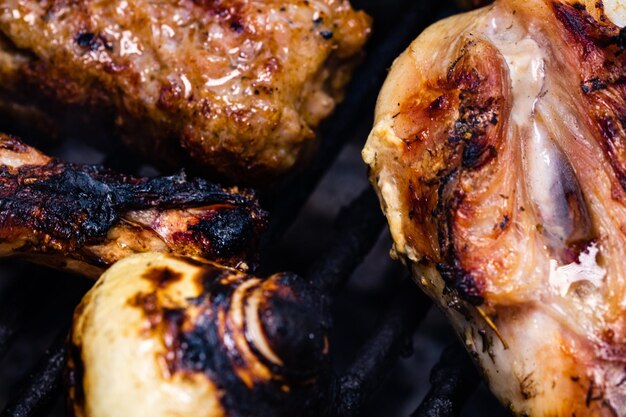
[130,264,329,417]
[0,151,268,262]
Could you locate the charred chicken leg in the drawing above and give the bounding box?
[68,253,329,417]
[0,0,371,182]
[0,134,267,277]
[364,0,626,415]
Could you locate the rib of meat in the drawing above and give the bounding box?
[0,134,267,277]
[68,253,329,417]
[363,1,626,415]
[0,0,371,183]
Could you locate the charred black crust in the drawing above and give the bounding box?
[253,273,329,379]
[0,158,267,255]
[159,268,329,417]
[437,261,484,305]
[189,207,255,258]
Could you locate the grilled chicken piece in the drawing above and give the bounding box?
[0,0,371,183]
[68,253,329,417]
[364,1,626,415]
[0,134,267,277]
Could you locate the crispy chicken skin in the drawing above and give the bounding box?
[364,0,626,415]
[68,253,329,417]
[0,134,267,277]
[0,0,371,182]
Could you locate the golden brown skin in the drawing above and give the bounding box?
[364,0,626,415]
[68,253,330,417]
[0,134,267,277]
[0,0,371,183]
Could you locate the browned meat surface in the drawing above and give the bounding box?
[0,0,371,183]
[0,133,267,277]
[364,0,626,415]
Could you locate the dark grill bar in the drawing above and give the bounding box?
[412,344,481,417]
[306,189,386,295]
[0,283,29,361]
[0,1,505,416]
[333,283,431,417]
[1,331,68,417]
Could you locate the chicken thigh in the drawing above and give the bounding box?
[364,1,626,415]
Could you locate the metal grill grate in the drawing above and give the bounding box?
[0,1,508,416]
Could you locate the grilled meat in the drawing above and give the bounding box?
[0,0,371,183]
[364,0,626,415]
[0,134,267,277]
[68,253,329,417]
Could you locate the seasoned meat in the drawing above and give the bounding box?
[0,0,371,183]
[0,134,267,277]
[68,253,329,417]
[363,1,626,415]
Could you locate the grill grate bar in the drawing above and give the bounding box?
[411,343,480,417]
[332,281,431,417]
[1,331,68,417]
[0,283,30,361]
[306,188,385,295]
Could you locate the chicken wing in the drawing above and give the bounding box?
[0,0,371,183]
[0,134,267,277]
[364,1,626,415]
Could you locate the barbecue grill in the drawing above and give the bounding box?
[0,1,509,416]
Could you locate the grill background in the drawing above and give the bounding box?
[0,1,510,416]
